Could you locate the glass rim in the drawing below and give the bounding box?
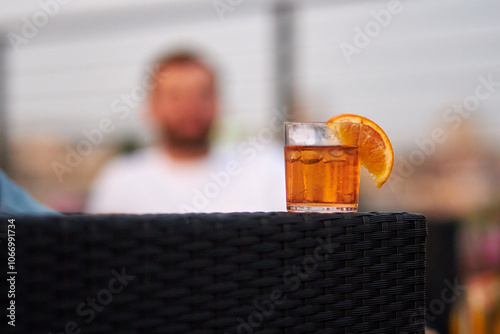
[284,121,324,125]
[283,121,359,127]
[283,121,358,124]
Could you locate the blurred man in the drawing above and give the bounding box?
[86,51,285,213]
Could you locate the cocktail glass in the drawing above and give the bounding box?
[284,122,361,213]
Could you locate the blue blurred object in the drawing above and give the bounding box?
[0,169,59,216]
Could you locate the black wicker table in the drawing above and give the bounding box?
[0,212,426,333]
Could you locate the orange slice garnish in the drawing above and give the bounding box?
[326,113,394,188]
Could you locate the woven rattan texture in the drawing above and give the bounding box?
[1,212,426,334]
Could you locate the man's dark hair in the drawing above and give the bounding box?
[152,50,216,82]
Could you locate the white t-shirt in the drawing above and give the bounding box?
[85,144,286,214]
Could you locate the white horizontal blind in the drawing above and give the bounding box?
[4,0,277,144]
[295,0,500,151]
[3,0,500,153]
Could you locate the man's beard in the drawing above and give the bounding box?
[161,129,210,151]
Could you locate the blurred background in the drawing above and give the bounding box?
[1,0,499,332]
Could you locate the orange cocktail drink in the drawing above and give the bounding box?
[284,122,361,213]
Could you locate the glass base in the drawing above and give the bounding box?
[287,204,358,213]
